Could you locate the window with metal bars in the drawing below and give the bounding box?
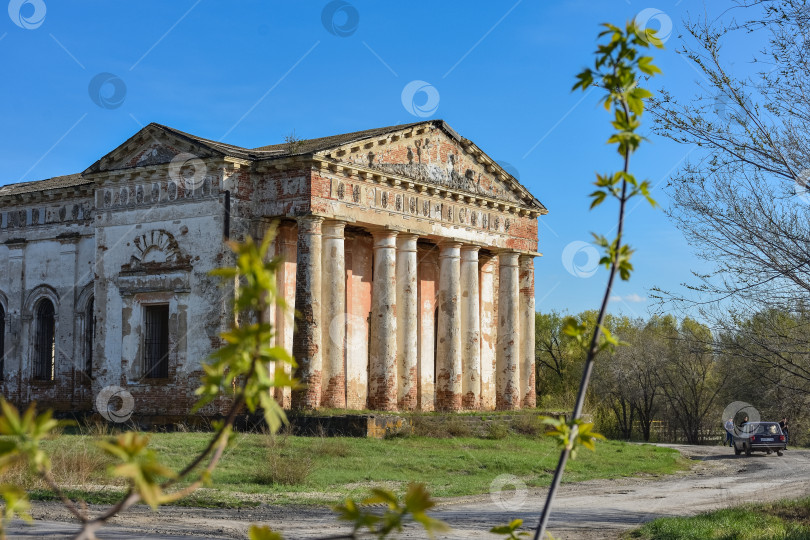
[33,300,55,381]
[85,298,94,377]
[0,303,5,381]
[143,305,169,379]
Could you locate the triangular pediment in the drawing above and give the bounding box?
[314,121,546,211]
[83,124,228,175]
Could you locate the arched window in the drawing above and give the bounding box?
[85,298,94,377]
[0,304,5,381]
[33,300,55,381]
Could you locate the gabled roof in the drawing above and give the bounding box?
[252,121,427,155]
[2,120,546,212]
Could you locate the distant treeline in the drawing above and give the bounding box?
[535,309,810,446]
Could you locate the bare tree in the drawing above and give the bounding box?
[652,0,810,310]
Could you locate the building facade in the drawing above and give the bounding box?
[0,120,546,417]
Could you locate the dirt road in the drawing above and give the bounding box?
[8,444,810,539]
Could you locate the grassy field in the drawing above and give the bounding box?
[2,430,687,508]
[627,498,810,539]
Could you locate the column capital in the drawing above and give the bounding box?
[519,253,537,267]
[322,219,347,239]
[438,241,461,259]
[296,215,324,234]
[498,251,521,267]
[368,226,399,240]
[460,245,480,262]
[396,234,419,252]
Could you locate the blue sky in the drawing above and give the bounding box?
[0,0,756,318]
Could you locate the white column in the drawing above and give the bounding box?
[460,245,481,409]
[274,222,297,408]
[497,251,520,410]
[369,229,398,411]
[291,216,323,410]
[437,242,462,411]
[396,234,418,410]
[58,238,79,406]
[321,220,347,409]
[519,254,536,409]
[479,255,497,410]
[6,243,25,405]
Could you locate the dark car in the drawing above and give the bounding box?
[733,422,787,456]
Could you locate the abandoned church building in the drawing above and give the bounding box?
[0,120,546,417]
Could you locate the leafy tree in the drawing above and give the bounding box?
[655,318,726,444]
[535,311,588,409]
[715,306,810,445]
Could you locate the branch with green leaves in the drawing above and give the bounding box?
[533,20,662,540]
[0,234,298,539]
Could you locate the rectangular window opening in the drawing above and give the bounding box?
[143,305,169,379]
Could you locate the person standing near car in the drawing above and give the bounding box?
[779,417,789,445]
[724,418,734,447]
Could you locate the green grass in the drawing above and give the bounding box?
[628,498,810,539]
[5,432,687,508]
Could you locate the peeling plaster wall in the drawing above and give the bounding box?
[0,193,94,412]
[311,169,538,253]
[93,194,227,417]
[344,127,522,204]
[345,232,372,410]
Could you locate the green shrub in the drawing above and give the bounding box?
[511,414,543,436]
[485,422,510,440]
[444,417,474,437]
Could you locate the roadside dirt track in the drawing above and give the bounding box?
[8,444,810,539]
